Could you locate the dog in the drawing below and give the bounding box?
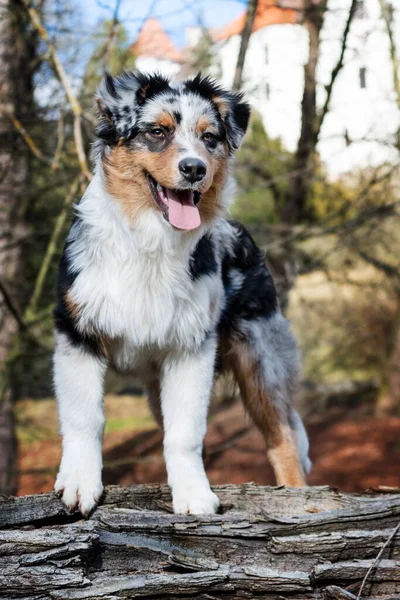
[53,71,311,516]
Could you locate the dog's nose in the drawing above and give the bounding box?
[179,158,207,183]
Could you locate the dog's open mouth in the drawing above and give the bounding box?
[146,173,201,231]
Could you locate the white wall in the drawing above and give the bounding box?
[135,56,181,78]
[216,0,400,176]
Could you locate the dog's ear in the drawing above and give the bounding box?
[214,92,251,151]
[95,73,123,143]
[95,71,171,143]
[185,74,250,151]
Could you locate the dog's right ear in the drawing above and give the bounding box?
[95,73,122,143]
[95,72,140,143]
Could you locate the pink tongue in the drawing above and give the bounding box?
[165,188,201,231]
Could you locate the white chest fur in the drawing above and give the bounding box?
[67,175,221,356]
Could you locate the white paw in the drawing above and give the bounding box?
[172,486,220,515]
[55,467,103,517]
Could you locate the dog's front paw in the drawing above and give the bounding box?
[55,467,103,517]
[172,486,220,515]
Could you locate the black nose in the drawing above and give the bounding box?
[179,158,207,183]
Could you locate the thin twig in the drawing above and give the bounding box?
[6,113,53,165]
[316,0,357,139]
[356,523,400,598]
[51,107,65,170]
[25,176,80,320]
[379,0,400,111]
[0,279,26,331]
[101,0,122,70]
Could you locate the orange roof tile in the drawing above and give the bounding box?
[215,0,302,40]
[131,18,185,64]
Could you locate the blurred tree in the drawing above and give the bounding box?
[185,28,221,79]
[81,18,136,113]
[233,113,292,224]
[0,0,37,494]
[232,0,258,91]
[281,0,357,224]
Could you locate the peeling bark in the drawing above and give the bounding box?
[1,484,400,598]
[0,0,35,495]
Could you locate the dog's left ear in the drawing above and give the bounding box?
[214,92,251,151]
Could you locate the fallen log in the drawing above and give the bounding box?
[1,484,400,599]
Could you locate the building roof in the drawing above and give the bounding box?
[215,0,303,40]
[131,18,185,64]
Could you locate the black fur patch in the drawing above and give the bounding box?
[218,222,278,334]
[54,220,106,358]
[173,110,182,125]
[189,234,217,281]
[184,73,224,101]
[133,71,171,106]
[104,72,120,100]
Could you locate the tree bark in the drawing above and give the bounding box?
[280,0,327,224]
[1,483,400,599]
[232,0,258,92]
[0,0,35,494]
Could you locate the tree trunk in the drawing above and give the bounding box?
[377,294,400,415]
[1,483,400,599]
[280,0,327,225]
[232,0,258,92]
[0,0,35,494]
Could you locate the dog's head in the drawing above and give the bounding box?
[94,71,250,231]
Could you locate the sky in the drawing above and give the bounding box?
[81,0,247,49]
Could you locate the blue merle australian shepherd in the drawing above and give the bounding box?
[54,71,311,516]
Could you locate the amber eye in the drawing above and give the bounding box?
[202,132,216,142]
[151,128,165,138]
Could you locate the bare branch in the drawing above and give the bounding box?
[357,250,400,284]
[316,0,358,139]
[21,0,91,180]
[3,112,53,166]
[356,523,400,599]
[101,0,122,71]
[0,280,26,331]
[379,0,400,111]
[25,177,81,321]
[51,107,65,170]
[232,0,258,91]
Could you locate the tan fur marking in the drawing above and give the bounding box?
[212,95,230,119]
[227,339,305,487]
[198,154,229,224]
[103,144,179,223]
[97,334,110,360]
[157,112,175,129]
[103,139,228,226]
[103,146,151,223]
[267,425,305,487]
[64,291,80,321]
[63,291,110,359]
[196,115,216,135]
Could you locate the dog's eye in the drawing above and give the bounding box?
[150,128,165,138]
[202,132,216,142]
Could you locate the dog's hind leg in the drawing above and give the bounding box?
[144,370,163,427]
[228,313,311,487]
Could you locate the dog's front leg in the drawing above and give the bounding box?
[161,336,220,515]
[53,333,106,516]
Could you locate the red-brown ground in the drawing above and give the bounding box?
[17,396,400,496]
